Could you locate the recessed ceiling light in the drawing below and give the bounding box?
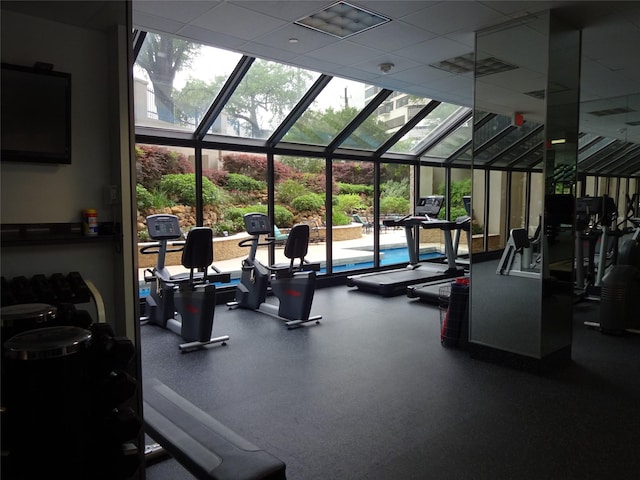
[295,1,390,39]
[289,38,299,44]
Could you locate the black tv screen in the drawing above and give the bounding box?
[1,63,71,164]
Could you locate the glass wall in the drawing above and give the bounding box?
[132,26,639,295]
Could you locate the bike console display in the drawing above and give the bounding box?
[244,213,272,235]
[146,214,183,241]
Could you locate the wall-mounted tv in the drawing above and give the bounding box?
[1,62,72,164]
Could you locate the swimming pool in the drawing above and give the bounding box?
[139,246,443,296]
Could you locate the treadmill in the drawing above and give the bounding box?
[346,195,466,297]
[406,196,471,304]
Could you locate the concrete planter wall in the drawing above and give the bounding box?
[138,223,363,268]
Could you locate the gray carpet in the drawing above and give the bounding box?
[141,285,640,480]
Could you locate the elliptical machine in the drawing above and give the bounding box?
[140,214,230,352]
[227,213,321,328]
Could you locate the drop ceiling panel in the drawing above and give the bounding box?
[231,1,329,22]
[133,9,186,34]
[190,2,288,40]
[305,40,383,65]
[133,0,217,24]
[348,19,437,52]
[400,1,501,36]
[394,36,471,64]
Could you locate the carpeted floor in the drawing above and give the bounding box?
[141,284,640,480]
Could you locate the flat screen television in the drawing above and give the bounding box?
[1,62,71,164]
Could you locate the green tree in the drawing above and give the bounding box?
[206,59,312,137]
[173,78,217,128]
[137,33,200,123]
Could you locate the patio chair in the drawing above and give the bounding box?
[352,214,373,233]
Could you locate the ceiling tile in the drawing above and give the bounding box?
[348,20,437,52]
[133,0,218,24]
[394,36,470,64]
[190,2,287,40]
[228,1,329,22]
[305,40,383,66]
[132,9,186,34]
[176,24,247,50]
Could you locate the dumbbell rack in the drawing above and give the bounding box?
[1,272,141,480]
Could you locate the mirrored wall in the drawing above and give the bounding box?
[469,11,581,369]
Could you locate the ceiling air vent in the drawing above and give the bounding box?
[430,53,518,77]
[524,90,545,100]
[295,1,390,39]
[588,107,635,117]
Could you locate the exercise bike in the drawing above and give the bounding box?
[140,214,230,352]
[227,213,321,328]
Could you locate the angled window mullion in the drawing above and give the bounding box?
[267,74,332,147]
[578,135,606,154]
[602,150,640,176]
[507,142,542,168]
[472,112,497,132]
[578,138,617,168]
[485,124,543,167]
[327,89,392,153]
[581,142,628,172]
[133,30,147,60]
[595,144,640,174]
[473,124,517,157]
[444,139,472,165]
[374,100,441,156]
[194,56,255,140]
[415,107,472,158]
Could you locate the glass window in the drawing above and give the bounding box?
[134,33,242,131]
[283,77,374,146]
[211,59,319,139]
[390,103,466,155]
[331,160,375,272]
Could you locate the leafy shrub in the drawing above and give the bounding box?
[203,168,228,186]
[291,193,324,212]
[335,194,367,214]
[331,208,351,226]
[226,173,266,192]
[381,178,409,198]
[337,183,373,196]
[332,162,375,184]
[436,178,472,220]
[136,145,193,190]
[380,196,410,215]
[222,153,294,182]
[213,218,244,237]
[276,179,309,204]
[159,174,224,206]
[136,184,173,210]
[136,184,154,210]
[239,204,295,228]
[299,173,339,194]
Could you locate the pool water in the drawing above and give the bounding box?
[139,247,443,297]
